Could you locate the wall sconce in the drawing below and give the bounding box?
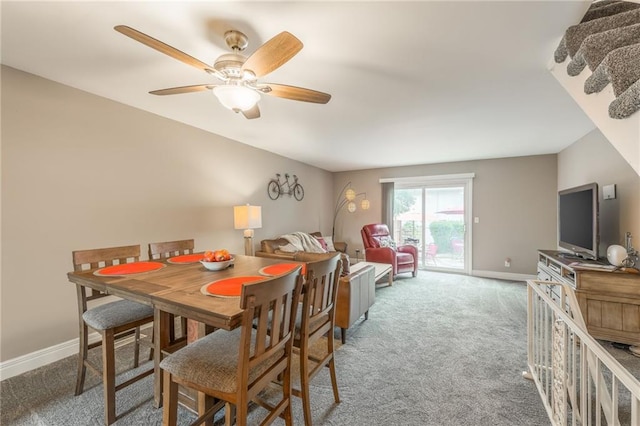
[233,204,262,256]
[332,182,370,239]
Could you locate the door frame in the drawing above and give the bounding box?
[382,173,474,275]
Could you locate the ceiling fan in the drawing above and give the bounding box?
[114,25,331,119]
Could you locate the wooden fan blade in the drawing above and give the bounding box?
[149,84,216,96]
[241,32,303,78]
[263,83,331,104]
[115,25,213,73]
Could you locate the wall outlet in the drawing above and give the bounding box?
[504,258,511,268]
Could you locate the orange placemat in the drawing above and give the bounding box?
[259,263,306,277]
[167,254,204,264]
[94,261,165,276]
[200,276,266,298]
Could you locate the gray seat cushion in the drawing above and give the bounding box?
[160,328,283,394]
[82,299,153,331]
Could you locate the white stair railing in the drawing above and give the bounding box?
[527,279,640,425]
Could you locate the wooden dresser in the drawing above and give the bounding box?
[537,250,640,346]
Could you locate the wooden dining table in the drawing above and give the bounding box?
[67,253,298,411]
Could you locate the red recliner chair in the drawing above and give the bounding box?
[361,223,418,277]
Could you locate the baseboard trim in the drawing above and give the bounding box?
[0,335,94,381]
[471,270,537,282]
[0,325,152,381]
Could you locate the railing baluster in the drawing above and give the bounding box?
[595,360,601,426]
[526,280,640,426]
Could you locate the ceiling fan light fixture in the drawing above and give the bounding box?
[213,85,260,111]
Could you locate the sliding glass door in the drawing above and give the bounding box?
[393,177,472,274]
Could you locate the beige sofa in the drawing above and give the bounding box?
[255,231,347,265]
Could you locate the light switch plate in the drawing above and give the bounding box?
[603,184,616,200]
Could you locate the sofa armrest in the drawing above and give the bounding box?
[397,244,418,259]
[334,241,347,253]
[292,251,337,263]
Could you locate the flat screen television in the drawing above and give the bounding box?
[558,182,599,260]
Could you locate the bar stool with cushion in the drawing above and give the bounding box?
[72,244,155,425]
[160,267,304,426]
[148,239,195,339]
[294,253,343,426]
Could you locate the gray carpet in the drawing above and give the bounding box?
[1,272,637,425]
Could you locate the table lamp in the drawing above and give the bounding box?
[234,205,262,256]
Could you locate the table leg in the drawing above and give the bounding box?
[154,309,171,408]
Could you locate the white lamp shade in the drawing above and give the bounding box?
[214,86,260,111]
[361,199,370,210]
[347,201,356,213]
[234,205,262,230]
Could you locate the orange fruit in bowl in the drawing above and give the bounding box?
[203,251,215,262]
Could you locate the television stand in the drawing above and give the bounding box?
[537,250,640,349]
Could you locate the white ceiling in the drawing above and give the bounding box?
[1,1,596,172]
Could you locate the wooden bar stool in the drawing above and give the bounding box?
[72,244,155,425]
[294,253,343,425]
[160,268,304,426]
[148,239,195,340]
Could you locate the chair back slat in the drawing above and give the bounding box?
[240,267,303,380]
[303,253,342,333]
[72,245,141,303]
[72,245,140,272]
[148,239,194,260]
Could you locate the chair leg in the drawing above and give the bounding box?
[148,324,155,362]
[341,328,346,344]
[327,333,340,404]
[328,356,340,404]
[162,370,179,426]
[180,317,188,340]
[283,359,293,426]
[75,323,88,395]
[299,348,313,426]
[102,329,117,425]
[168,313,179,342]
[133,326,140,368]
[224,403,237,426]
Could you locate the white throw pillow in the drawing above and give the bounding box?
[324,236,336,252]
[378,236,397,250]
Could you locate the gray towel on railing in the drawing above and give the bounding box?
[567,23,640,75]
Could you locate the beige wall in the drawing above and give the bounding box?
[0,66,333,361]
[558,128,640,257]
[4,65,636,366]
[333,155,558,275]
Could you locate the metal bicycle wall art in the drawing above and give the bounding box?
[267,173,304,201]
